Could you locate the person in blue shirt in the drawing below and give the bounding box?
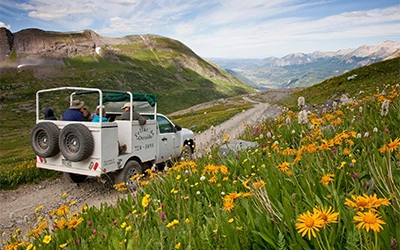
[92,105,108,122]
[62,100,87,121]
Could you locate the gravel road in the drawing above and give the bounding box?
[194,102,283,157]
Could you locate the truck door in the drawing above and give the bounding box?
[156,115,179,162]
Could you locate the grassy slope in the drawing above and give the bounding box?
[278,57,400,110]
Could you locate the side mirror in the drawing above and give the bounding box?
[175,125,182,131]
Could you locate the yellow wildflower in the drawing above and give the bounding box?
[354,210,386,232]
[142,194,151,207]
[296,211,324,240]
[320,174,335,186]
[43,235,51,244]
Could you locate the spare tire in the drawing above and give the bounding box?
[31,122,60,158]
[59,124,94,162]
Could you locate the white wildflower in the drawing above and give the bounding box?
[298,110,308,124]
[332,101,338,110]
[196,191,201,195]
[200,176,206,181]
[359,106,363,113]
[381,99,389,116]
[373,127,378,133]
[291,130,296,134]
[221,192,225,196]
[357,133,362,139]
[298,96,305,109]
[259,134,264,140]
[364,132,370,138]
[266,132,272,138]
[285,117,291,124]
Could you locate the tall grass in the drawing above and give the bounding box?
[3,82,399,249]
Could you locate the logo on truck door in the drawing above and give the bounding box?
[134,127,155,141]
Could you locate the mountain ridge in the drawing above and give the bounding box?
[210,40,400,89]
[0,27,256,115]
[260,40,399,67]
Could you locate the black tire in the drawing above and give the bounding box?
[59,124,94,162]
[64,172,87,183]
[179,144,193,162]
[114,160,142,190]
[30,122,60,158]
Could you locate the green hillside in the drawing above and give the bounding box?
[278,57,400,110]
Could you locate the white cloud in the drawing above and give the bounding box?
[175,5,400,58]
[5,0,399,57]
[16,3,35,10]
[0,21,11,29]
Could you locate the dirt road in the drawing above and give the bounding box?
[193,102,283,157]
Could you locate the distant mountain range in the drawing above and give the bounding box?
[209,40,400,89]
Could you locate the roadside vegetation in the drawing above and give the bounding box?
[2,58,399,249]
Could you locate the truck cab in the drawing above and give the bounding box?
[30,87,195,188]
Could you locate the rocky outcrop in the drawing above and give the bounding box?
[11,28,97,58]
[0,28,186,62]
[0,28,14,60]
[0,28,131,60]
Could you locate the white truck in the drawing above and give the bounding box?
[30,87,195,188]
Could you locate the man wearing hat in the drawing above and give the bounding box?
[120,102,147,125]
[62,100,89,121]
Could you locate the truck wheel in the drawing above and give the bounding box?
[59,124,94,162]
[114,160,142,191]
[64,172,87,183]
[31,122,60,158]
[180,144,193,162]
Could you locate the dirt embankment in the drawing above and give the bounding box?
[0,89,295,242]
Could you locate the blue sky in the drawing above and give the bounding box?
[1,0,399,58]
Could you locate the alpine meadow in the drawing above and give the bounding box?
[2,55,399,249]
